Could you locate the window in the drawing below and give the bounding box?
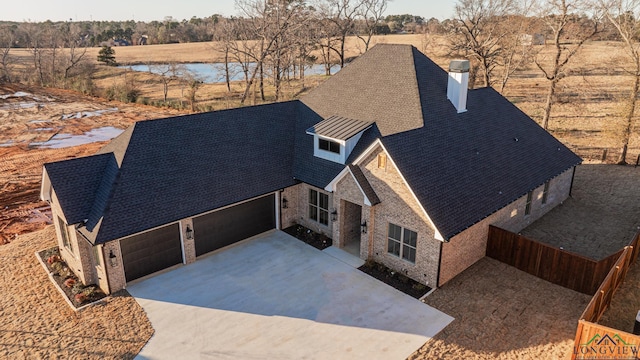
[58,217,73,253]
[309,189,329,226]
[319,138,340,154]
[525,191,533,215]
[542,181,550,204]
[387,223,417,263]
[377,153,387,169]
[94,245,102,267]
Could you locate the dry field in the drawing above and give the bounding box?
[0,84,185,243]
[2,35,640,359]
[412,257,591,360]
[0,226,152,359]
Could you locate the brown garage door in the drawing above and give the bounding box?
[194,194,275,257]
[120,223,182,282]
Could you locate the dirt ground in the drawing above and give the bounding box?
[411,257,591,360]
[598,258,640,333]
[0,226,153,359]
[521,164,640,260]
[0,84,184,244]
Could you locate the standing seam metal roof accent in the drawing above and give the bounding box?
[307,115,373,141]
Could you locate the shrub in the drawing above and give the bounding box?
[71,282,85,295]
[64,278,76,288]
[47,255,61,264]
[412,283,427,291]
[51,261,64,273]
[74,293,87,304]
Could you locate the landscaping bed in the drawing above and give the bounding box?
[358,260,431,299]
[283,224,332,250]
[37,246,106,308]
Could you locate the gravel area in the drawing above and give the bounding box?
[0,226,153,359]
[521,164,640,260]
[411,257,591,360]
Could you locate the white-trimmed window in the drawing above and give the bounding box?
[319,138,340,154]
[542,181,550,204]
[387,223,417,263]
[58,217,73,253]
[525,191,533,215]
[309,189,329,226]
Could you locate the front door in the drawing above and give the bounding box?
[340,200,362,257]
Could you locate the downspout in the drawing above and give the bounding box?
[569,166,577,197]
[100,245,112,295]
[436,241,443,288]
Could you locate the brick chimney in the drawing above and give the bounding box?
[447,60,470,113]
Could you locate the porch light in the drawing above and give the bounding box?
[331,209,338,222]
[186,225,193,240]
[282,197,288,209]
[361,220,368,234]
[109,250,117,267]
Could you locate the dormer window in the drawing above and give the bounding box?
[319,139,340,154]
[307,115,373,164]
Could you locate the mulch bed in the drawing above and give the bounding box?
[358,261,431,299]
[283,224,332,250]
[37,246,106,308]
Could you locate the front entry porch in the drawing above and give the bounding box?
[340,200,362,257]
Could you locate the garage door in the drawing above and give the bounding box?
[120,223,183,282]
[194,194,275,257]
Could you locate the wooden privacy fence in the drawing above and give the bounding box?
[486,225,623,295]
[572,233,640,360]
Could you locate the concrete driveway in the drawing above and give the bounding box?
[128,230,453,360]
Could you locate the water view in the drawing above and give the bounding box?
[121,62,339,84]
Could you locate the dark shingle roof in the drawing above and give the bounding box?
[380,47,581,240]
[301,44,423,136]
[349,165,381,205]
[44,43,580,246]
[307,116,373,141]
[44,153,117,225]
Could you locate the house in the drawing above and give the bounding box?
[40,44,581,294]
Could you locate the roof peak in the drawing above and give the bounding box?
[301,44,424,136]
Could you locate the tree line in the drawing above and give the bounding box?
[1,0,639,163]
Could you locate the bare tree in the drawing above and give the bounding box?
[234,0,309,104]
[0,25,15,83]
[151,63,182,103]
[450,0,518,88]
[61,23,88,82]
[534,0,602,129]
[495,8,537,93]
[600,0,640,163]
[356,0,389,52]
[316,0,363,68]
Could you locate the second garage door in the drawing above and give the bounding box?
[194,194,275,257]
[120,223,183,282]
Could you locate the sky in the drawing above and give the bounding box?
[3,1,454,22]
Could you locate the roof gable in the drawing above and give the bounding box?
[381,47,581,240]
[44,153,117,225]
[301,44,423,137]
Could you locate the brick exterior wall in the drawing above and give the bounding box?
[50,189,95,286]
[281,184,301,229]
[104,240,126,293]
[438,167,575,286]
[180,219,196,264]
[330,145,442,287]
[332,173,370,259]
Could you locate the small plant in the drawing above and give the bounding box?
[51,261,64,274]
[71,282,85,295]
[74,293,87,304]
[64,278,76,288]
[412,283,427,291]
[47,255,61,264]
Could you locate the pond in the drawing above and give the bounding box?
[121,62,339,84]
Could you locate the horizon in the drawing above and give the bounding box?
[2,0,453,23]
